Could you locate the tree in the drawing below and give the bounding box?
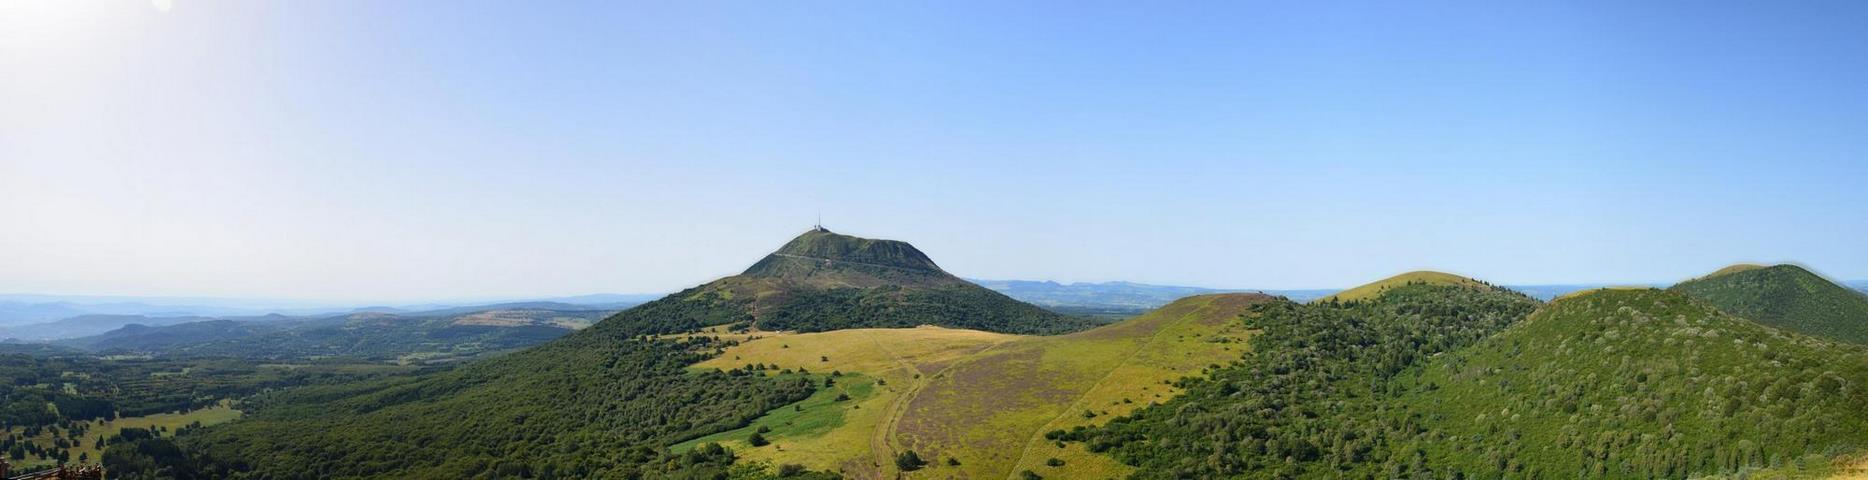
[747,432,769,447]
[895,450,927,471]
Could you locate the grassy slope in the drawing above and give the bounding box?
[685,327,1019,478]
[894,293,1267,479]
[682,293,1267,480]
[1671,264,1868,345]
[1315,271,1489,303]
[1401,288,1868,478]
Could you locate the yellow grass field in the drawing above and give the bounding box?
[686,326,1019,478]
[681,293,1269,479]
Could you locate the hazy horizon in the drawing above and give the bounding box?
[6,2,1866,302]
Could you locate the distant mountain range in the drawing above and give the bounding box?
[5,277,1858,338]
[968,279,1332,314]
[968,279,1674,314]
[54,303,625,363]
[0,293,660,336]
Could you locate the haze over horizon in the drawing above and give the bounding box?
[5,1,1867,302]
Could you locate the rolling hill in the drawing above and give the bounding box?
[1671,264,1868,345]
[616,228,1094,335]
[1395,288,1868,478]
[677,292,1270,479]
[1068,281,1540,478]
[127,229,1089,478]
[1313,270,1493,303]
[1066,277,1868,478]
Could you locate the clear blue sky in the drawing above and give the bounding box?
[3,1,1865,301]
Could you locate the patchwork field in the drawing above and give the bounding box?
[681,293,1269,479]
[10,401,242,470]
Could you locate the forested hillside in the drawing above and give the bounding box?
[1671,264,1868,345]
[1398,288,1868,477]
[1063,284,1868,479]
[610,229,1093,335]
[1063,282,1539,478]
[114,319,820,478]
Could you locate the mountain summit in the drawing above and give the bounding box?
[598,228,1094,336]
[740,229,960,287]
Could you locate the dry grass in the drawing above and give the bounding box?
[1314,270,1486,303]
[893,293,1267,479]
[680,294,1268,479]
[1832,455,1868,479]
[688,326,1019,477]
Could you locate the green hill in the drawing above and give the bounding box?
[1314,270,1492,303]
[1399,288,1868,478]
[1066,284,1868,478]
[1671,264,1868,345]
[627,228,1093,335]
[1066,280,1540,478]
[108,229,1082,478]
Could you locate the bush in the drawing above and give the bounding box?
[895,450,927,471]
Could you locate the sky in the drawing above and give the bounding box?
[3,1,1867,302]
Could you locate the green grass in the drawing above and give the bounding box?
[673,374,877,453]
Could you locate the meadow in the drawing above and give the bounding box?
[684,293,1267,479]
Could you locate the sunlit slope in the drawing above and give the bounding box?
[684,326,1021,478]
[681,293,1269,479]
[1403,288,1868,477]
[1315,270,1489,303]
[893,293,1270,479]
[1672,264,1868,345]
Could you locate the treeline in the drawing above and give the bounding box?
[760,285,1097,335]
[0,355,415,431]
[135,330,827,478]
[75,311,612,363]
